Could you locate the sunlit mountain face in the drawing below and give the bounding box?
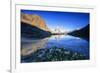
[21,10,90,32]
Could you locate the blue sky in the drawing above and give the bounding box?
[21,9,90,32]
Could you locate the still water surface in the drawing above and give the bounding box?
[21,35,89,62]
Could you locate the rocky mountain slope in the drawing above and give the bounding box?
[21,13,51,38]
[21,13,50,31]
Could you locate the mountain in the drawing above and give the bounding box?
[21,13,50,32]
[68,24,89,40]
[21,13,51,38]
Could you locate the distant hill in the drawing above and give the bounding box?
[21,13,51,38]
[68,24,89,40]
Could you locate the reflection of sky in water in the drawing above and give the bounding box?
[43,35,89,57]
[21,35,89,58]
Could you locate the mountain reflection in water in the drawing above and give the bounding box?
[21,35,89,63]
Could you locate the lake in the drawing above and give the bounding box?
[21,35,89,63]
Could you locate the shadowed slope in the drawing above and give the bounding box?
[68,24,89,40]
[21,22,51,38]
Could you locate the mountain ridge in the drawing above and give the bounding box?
[21,13,51,38]
[68,24,89,40]
[21,13,50,32]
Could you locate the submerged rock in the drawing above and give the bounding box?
[21,46,88,63]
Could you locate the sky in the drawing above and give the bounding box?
[21,9,90,32]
